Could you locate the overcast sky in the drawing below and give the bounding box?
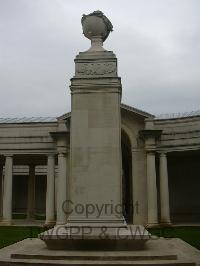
[0,0,199,117]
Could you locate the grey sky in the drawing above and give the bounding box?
[0,0,199,117]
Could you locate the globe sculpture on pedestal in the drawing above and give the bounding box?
[81,10,113,51]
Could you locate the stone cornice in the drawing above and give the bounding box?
[50,131,69,139]
[139,129,163,139]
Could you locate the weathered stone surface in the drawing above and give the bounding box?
[39,225,150,250]
[68,46,122,225]
[0,237,199,265]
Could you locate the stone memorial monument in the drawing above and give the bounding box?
[40,10,149,250]
[0,11,198,266]
[68,10,123,225]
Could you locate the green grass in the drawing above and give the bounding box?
[149,227,200,250]
[34,214,46,220]
[12,213,46,220]
[0,226,46,249]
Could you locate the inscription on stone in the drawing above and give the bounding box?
[76,62,117,76]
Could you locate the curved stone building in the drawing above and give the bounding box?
[0,103,199,226]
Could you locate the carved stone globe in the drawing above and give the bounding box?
[81,11,113,51]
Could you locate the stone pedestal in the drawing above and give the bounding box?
[40,49,150,249]
[1,237,198,265]
[41,224,150,251]
[68,50,123,225]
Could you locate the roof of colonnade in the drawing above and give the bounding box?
[0,104,200,124]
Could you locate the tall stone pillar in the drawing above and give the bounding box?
[146,151,158,226]
[2,155,13,225]
[45,154,55,226]
[159,153,171,225]
[56,152,68,225]
[68,14,123,225]
[27,165,35,220]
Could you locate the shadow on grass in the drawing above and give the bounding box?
[0,226,46,249]
[148,226,200,250]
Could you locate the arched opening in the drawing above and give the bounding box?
[121,129,133,224]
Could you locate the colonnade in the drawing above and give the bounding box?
[0,151,69,226]
[0,150,171,227]
[131,146,171,227]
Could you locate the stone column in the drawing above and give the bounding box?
[159,153,171,225]
[132,149,147,225]
[0,163,3,218]
[45,154,55,226]
[27,165,35,220]
[2,155,13,225]
[56,152,67,225]
[146,151,158,227]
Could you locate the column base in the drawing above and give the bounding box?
[145,223,160,228]
[56,222,66,226]
[159,221,172,227]
[44,221,56,228]
[1,219,13,226]
[26,217,35,222]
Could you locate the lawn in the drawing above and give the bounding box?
[149,226,200,250]
[0,226,199,250]
[0,226,46,249]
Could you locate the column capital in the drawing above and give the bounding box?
[4,154,13,158]
[57,147,70,156]
[47,154,55,159]
[58,152,66,158]
[159,152,167,157]
[146,150,156,155]
[132,148,144,153]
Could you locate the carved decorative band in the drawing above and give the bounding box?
[76,62,117,76]
[71,90,121,95]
